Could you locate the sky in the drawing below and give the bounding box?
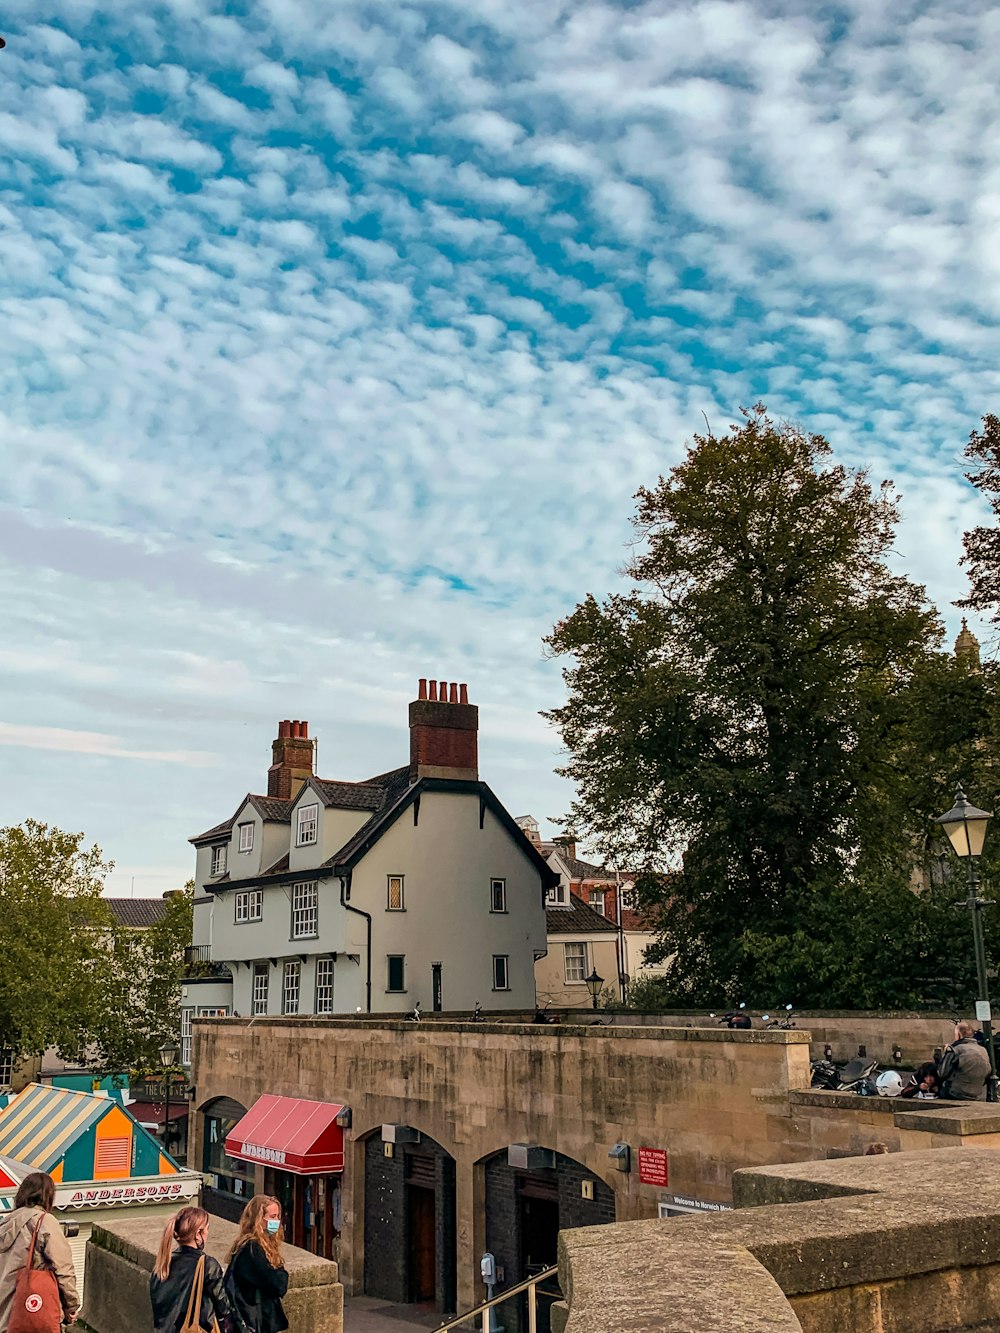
[2,0,999,895]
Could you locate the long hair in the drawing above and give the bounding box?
[227,1195,285,1270]
[14,1173,55,1212]
[154,1206,210,1281]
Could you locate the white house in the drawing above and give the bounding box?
[185,680,553,1050]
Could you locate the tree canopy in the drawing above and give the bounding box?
[0,820,188,1070]
[546,405,998,1008]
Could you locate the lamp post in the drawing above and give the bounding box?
[585,968,604,1011]
[934,787,1000,1103]
[159,1041,179,1159]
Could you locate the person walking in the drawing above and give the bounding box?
[225,1196,289,1333]
[150,1206,245,1333]
[0,1171,79,1331]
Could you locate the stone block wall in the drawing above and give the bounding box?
[557,1148,1000,1333]
[80,1213,342,1333]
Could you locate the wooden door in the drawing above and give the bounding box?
[407,1184,436,1303]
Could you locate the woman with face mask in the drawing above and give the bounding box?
[150,1206,246,1333]
[224,1196,289,1333]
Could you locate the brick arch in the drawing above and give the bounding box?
[362,1123,456,1313]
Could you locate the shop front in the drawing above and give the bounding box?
[224,1093,345,1260]
[0,1084,202,1300]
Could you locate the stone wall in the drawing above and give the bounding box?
[555,1148,1000,1333]
[79,1213,342,1333]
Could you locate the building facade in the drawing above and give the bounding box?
[188,681,552,1029]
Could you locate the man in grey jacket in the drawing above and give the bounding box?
[938,1021,991,1100]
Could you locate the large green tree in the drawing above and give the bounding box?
[960,413,1000,624]
[545,406,979,1007]
[0,820,114,1060]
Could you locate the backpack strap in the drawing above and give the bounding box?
[183,1254,206,1330]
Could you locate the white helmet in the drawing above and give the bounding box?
[876,1070,904,1097]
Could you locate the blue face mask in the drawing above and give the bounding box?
[266,1219,281,1235]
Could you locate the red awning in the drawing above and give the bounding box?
[224,1094,345,1176]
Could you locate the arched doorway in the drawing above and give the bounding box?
[199,1096,252,1222]
[482,1146,615,1333]
[363,1127,456,1315]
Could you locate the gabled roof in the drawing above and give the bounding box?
[203,772,558,893]
[104,898,169,928]
[546,898,618,934]
[306,777,392,812]
[190,793,292,845]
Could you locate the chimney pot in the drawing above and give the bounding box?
[279,720,290,738]
[459,683,468,704]
[300,721,309,738]
[449,682,458,704]
[429,681,438,702]
[439,680,447,701]
[419,678,428,700]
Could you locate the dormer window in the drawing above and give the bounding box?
[296,803,318,847]
[238,823,254,853]
[211,845,228,877]
[546,882,569,907]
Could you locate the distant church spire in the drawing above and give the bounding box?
[954,618,981,667]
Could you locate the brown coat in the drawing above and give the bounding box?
[0,1205,80,1331]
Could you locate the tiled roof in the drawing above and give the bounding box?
[104,898,169,928]
[565,855,611,880]
[248,794,291,822]
[190,817,233,845]
[312,779,389,812]
[324,768,414,865]
[263,852,289,875]
[546,898,618,934]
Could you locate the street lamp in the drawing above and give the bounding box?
[159,1041,179,1159]
[934,787,1000,1102]
[585,969,604,1011]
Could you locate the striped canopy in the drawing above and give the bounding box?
[0,1085,110,1173]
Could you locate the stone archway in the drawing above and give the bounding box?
[198,1095,251,1222]
[362,1125,457,1315]
[480,1145,615,1333]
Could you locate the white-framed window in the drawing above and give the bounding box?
[282,961,301,1015]
[387,875,404,911]
[180,1008,194,1065]
[546,882,569,907]
[0,1051,14,1088]
[252,963,269,1015]
[235,889,263,923]
[296,803,319,846]
[291,881,318,939]
[589,890,605,916]
[490,878,506,913]
[211,844,228,876]
[197,1006,230,1018]
[564,941,588,983]
[386,955,405,993]
[238,823,254,853]
[492,955,510,991]
[315,957,335,1014]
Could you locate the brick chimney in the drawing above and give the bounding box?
[553,835,577,862]
[409,679,478,782]
[268,719,315,799]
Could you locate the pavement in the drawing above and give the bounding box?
[344,1294,455,1331]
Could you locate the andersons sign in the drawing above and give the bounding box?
[60,1178,200,1209]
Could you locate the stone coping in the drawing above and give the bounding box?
[90,1215,338,1288]
[559,1148,1000,1330]
[788,1088,1000,1134]
[198,1015,810,1042]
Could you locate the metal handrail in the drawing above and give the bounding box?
[435,1264,560,1332]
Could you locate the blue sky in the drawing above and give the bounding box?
[1,0,998,894]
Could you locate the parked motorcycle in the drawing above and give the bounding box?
[810,1051,880,1094]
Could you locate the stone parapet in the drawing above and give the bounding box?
[557,1148,1000,1332]
[80,1214,342,1333]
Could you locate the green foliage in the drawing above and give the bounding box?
[960,413,1000,625]
[546,406,993,1009]
[0,820,114,1061]
[91,884,193,1076]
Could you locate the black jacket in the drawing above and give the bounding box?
[225,1240,289,1333]
[149,1246,245,1333]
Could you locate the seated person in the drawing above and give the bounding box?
[938,1021,991,1100]
[899,1061,939,1098]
